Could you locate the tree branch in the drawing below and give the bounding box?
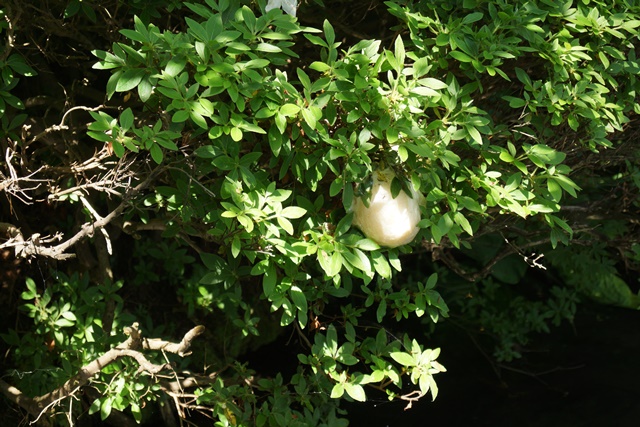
[1,164,163,260]
[0,323,205,421]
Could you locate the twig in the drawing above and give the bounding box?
[5,164,163,260]
[79,195,112,255]
[399,390,424,410]
[27,105,107,145]
[1,148,50,205]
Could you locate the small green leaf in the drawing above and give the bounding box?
[462,12,483,24]
[115,68,145,92]
[150,143,163,164]
[393,36,405,71]
[413,57,430,78]
[371,251,391,278]
[376,298,387,322]
[119,108,134,129]
[322,19,335,45]
[61,311,77,321]
[344,383,366,402]
[301,108,317,129]
[390,351,416,366]
[165,57,187,77]
[100,397,113,420]
[330,383,344,398]
[130,402,142,423]
[230,127,243,142]
[280,103,300,117]
[231,236,241,258]
[263,263,277,298]
[454,211,473,236]
[290,285,308,313]
[310,61,331,72]
[449,50,473,62]
[281,206,306,219]
[318,250,342,277]
[277,216,294,235]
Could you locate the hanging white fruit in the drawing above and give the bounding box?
[265,0,297,16]
[351,168,423,248]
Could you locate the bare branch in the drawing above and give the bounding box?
[1,148,50,205]
[3,164,163,260]
[399,390,424,411]
[27,105,107,145]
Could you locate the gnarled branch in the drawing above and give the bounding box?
[0,323,205,421]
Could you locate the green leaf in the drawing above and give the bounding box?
[515,67,532,86]
[502,96,526,108]
[344,383,366,402]
[323,19,335,45]
[6,54,36,76]
[371,251,392,278]
[554,174,580,197]
[138,78,153,102]
[310,61,331,72]
[61,311,77,321]
[100,397,113,420]
[115,68,145,92]
[281,206,306,219]
[393,36,405,71]
[413,57,430,78]
[230,127,243,142]
[277,216,294,235]
[256,42,281,53]
[355,239,380,251]
[130,402,142,423]
[263,263,277,298]
[165,57,187,77]
[54,317,75,327]
[462,12,483,24]
[280,103,300,117]
[89,398,101,415]
[454,211,473,236]
[376,298,387,322]
[296,68,311,90]
[290,285,308,313]
[330,383,344,398]
[318,250,342,277]
[119,108,134,129]
[150,143,163,164]
[547,178,562,202]
[231,235,241,258]
[410,86,439,97]
[465,125,483,146]
[111,140,125,157]
[426,273,438,290]
[301,108,317,129]
[417,77,448,90]
[390,351,416,366]
[449,50,473,62]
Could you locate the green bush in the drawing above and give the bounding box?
[1,0,638,425]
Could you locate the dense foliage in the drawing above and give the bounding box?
[1,0,638,425]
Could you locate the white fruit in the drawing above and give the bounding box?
[351,168,422,248]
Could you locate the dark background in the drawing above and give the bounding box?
[344,304,639,427]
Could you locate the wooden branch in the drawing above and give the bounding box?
[1,165,163,260]
[0,323,205,420]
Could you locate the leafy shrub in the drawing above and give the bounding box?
[1,0,638,425]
